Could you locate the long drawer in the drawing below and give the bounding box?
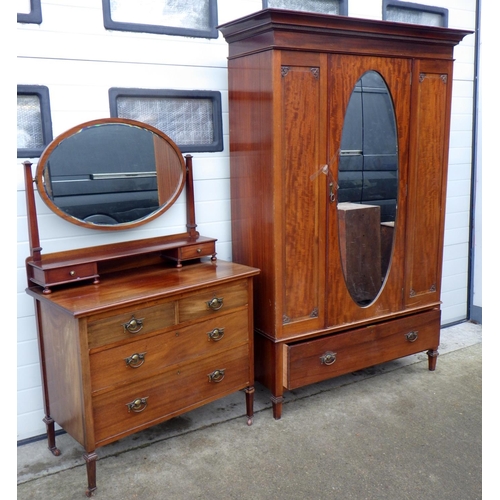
[92,343,250,446]
[284,309,440,390]
[90,308,249,392]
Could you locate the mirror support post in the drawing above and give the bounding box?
[23,161,42,263]
[185,154,199,240]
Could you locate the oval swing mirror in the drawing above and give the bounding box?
[337,71,398,306]
[36,118,186,230]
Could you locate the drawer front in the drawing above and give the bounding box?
[87,300,176,349]
[162,240,216,263]
[92,343,250,445]
[32,262,98,286]
[178,280,249,323]
[90,309,249,392]
[178,241,216,260]
[284,309,440,390]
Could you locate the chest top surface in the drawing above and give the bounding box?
[27,260,260,317]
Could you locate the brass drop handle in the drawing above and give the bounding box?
[122,316,144,334]
[207,328,225,342]
[405,331,418,342]
[329,182,335,203]
[208,369,226,383]
[207,297,224,311]
[126,397,148,413]
[124,352,147,368]
[320,351,337,366]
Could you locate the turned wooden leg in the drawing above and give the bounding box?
[427,349,439,371]
[254,332,285,419]
[43,416,61,456]
[245,386,255,425]
[84,452,98,497]
[271,395,284,420]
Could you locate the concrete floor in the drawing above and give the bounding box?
[17,321,482,500]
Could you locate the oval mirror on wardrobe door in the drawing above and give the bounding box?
[337,70,398,306]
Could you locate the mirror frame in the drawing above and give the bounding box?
[35,117,187,231]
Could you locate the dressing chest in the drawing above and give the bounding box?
[23,118,259,496]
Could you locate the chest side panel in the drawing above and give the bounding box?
[38,300,91,448]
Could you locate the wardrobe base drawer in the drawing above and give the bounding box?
[284,309,440,390]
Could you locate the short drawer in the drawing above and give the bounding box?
[31,262,98,287]
[90,309,249,392]
[178,241,215,260]
[92,343,250,446]
[87,299,176,349]
[162,240,216,265]
[284,309,440,390]
[178,280,249,323]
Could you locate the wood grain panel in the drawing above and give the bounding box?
[38,301,90,447]
[282,62,322,324]
[227,50,277,337]
[280,51,327,337]
[405,60,453,307]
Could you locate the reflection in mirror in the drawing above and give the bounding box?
[37,119,186,230]
[337,71,398,306]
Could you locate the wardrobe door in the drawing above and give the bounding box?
[404,59,454,309]
[279,51,328,339]
[327,55,411,327]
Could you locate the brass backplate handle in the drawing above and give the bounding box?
[122,316,144,334]
[320,351,337,366]
[126,397,148,413]
[207,328,225,341]
[207,297,224,311]
[405,330,418,342]
[124,352,147,368]
[208,369,226,383]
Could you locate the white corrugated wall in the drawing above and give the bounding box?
[16,0,478,441]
